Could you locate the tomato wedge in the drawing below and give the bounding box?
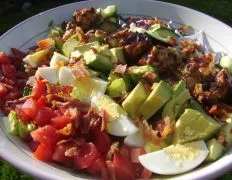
[31,125,60,146]
[34,143,54,162]
[73,143,100,169]
[0,52,10,64]
[37,96,47,108]
[21,98,38,119]
[91,129,112,154]
[32,81,46,99]
[51,116,73,129]
[34,107,55,126]
[0,83,8,96]
[52,143,73,165]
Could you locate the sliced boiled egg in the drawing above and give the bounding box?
[139,140,208,175]
[124,131,145,147]
[59,66,75,86]
[36,66,59,84]
[50,52,70,67]
[91,94,138,136]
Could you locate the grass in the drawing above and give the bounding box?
[0,0,232,179]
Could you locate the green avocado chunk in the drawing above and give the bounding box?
[100,5,117,18]
[206,138,225,162]
[122,82,148,117]
[137,80,173,120]
[221,123,232,147]
[174,109,221,144]
[106,78,127,97]
[110,47,126,64]
[83,49,113,73]
[146,24,179,44]
[162,80,191,121]
[18,121,37,139]
[5,111,19,136]
[128,65,157,83]
[71,41,100,59]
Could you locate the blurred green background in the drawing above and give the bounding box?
[0,0,231,179]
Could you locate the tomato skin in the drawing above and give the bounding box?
[32,81,46,99]
[28,140,40,152]
[120,144,131,160]
[73,143,100,169]
[21,98,38,119]
[34,107,55,126]
[34,143,54,162]
[31,125,60,147]
[51,116,73,129]
[2,64,16,76]
[113,151,135,180]
[91,129,112,154]
[87,156,109,180]
[0,83,8,96]
[15,104,31,123]
[37,96,47,108]
[0,52,10,64]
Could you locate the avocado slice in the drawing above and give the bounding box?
[23,49,50,68]
[162,81,191,121]
[206,139,225,162]
[137,81,173,120]
[189,100,205,113]
[174,109,221,144]
[106,78,127,97]
[18,121,36,139]
[71,41,100,59]
[128,65,157,83]
[62,38,79,57]
[99,45,111,57]
[221,123,232,147]
[122,82,148,117]
[83,49,113,73]
[146,24,179,44]
[4,111,19,136]
[100,5,117,18]
[110,47,126,64]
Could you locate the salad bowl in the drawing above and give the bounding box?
[0,0,232,180]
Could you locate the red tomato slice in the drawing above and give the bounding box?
[15,104,31,123]
[11,48,27,59]
[34,143,54,162]
[31,125,60,147]
[3,91,19,101]
[87,156,109,180]
[120,144,131,160]
[52,142,75,165]
[28,140,40,152]
[0,83,8,96]
[51,116,73,129]
[113,151,135,180]
[91,129,112,154]
[34,107,55,126]
[32,81,46,99]
[2,64,16,76]
[37,96,47,108]
[0,52,10,64]
[73,143,100,169]
[21,98,38,119]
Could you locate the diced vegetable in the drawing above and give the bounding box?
[106,78,127,97]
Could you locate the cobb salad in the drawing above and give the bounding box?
[1,5,232,180]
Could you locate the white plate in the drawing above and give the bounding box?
[0,0,232,179]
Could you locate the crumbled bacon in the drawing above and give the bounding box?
[113,64,127,74]
[71,61,90,79]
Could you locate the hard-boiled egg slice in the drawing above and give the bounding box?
[50,52,70,67]
[139,140,208,175]
[91,94,138,136]
[36,66,59,84]
[59,66,75,86]
[124,131,145,147]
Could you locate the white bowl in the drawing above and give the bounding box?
[0,0,232,179]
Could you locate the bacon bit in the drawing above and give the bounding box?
[107,142,119,161]
[71,62,90,79]
[178,25,192,35]
[37,38,55,49]
[11,48,27,59]
[113,64,127,74]
[98,109,107,131]
[106,161,116,180]
[217,131,227,147]
[167,37,177,46]
[75,26,88,43]
[57,123,73,136]
[6,94,33,105]
[65,147,77,157]
[142,72,157,84]
[208,103,232,121]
